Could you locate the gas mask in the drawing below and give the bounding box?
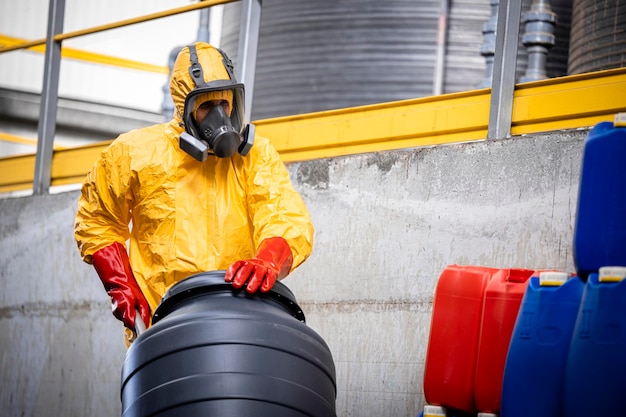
[197,104,240,158]
[179,44,254,161]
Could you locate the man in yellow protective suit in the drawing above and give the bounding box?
[74,42,314,339]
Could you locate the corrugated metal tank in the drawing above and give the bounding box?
[221,0,450,120]
[444,0,493,93]
[220,0,571,121]
[568,0,626,74]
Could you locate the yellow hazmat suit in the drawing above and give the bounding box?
[75,43,314,311]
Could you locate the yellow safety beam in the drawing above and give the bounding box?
[258,88,491,162]
[512,69,626,134]
[51,143,109,186]
[0,34,168,73]
[0,142,112,193]
[0,68,625,194]
[1,153,36,192]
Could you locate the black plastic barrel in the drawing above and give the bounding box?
[121,271,337,417]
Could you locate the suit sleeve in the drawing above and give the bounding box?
[74,143,134,264]
[244,137,314,271]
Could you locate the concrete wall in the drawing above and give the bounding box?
[0,129,586,417]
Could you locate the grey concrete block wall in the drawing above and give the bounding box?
[0,192,128,417]
[0,129,586,417]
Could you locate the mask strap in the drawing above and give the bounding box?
[188,44,206,87]
[216,48,236,81]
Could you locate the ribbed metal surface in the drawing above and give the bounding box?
[568,0,626,74]
[221,0,572,120]
[221,0,442,120]
[444,0,492,92]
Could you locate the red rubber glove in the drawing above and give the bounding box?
[225,237,294,293]
[92,242,151,331]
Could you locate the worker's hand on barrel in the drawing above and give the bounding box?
[225,237,294,293]
[92,242,151,331]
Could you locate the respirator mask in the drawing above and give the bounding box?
[179,44,254,161]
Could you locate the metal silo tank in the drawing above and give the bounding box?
[568,0,626,74]
[221,0,571,121]
[444,0,492,93]
[221,0,450,120]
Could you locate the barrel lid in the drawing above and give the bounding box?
[539,271,569,286]
[599,266,626,282]
[423,405,446,416]
[152,270,306,324]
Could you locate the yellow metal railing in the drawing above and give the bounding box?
[0,32,167,152]
[0,0,234,54]
[1,67,625,194]
[0,132,65,151]
[0,34,168,74]
[0,0,237,194]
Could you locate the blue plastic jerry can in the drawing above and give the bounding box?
[563,266,626,417]
[573,114,626,279]
[501,272,584,417]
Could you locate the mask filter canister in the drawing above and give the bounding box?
[198,105,241,158]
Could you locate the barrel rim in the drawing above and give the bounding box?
[152,270,306,324]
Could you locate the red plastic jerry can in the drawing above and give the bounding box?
[423,264,498,413]
[473,268,535,413]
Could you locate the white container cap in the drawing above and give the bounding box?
[539,271,569,286]
[599,266,626,282]
[423,405,446,416]
[615,112,626,127]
